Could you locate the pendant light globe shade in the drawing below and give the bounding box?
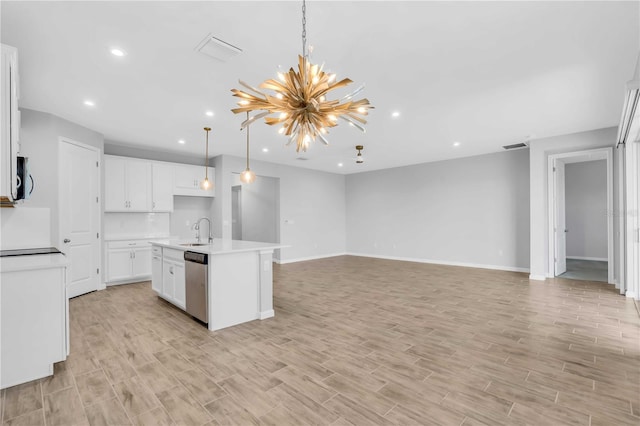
[200,177,211,190]
[240,169,256,184]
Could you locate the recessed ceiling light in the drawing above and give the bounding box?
[453,141,461,147]
[338,163,343,167]
[205,111,214,117]
[110,48,126,57]
[83,100,95,107]
[262,147,269,153]
[178,139,186,145]
[391,111,400,118]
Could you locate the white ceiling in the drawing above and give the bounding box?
[1,1,638,174]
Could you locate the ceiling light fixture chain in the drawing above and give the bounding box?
[230,0,373,152]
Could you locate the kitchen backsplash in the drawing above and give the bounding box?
[104,212,170,239]
[0,207,51,249]
[170,196,214,240]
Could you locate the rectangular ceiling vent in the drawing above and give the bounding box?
[502,142,529,150]
[195,33,242,62]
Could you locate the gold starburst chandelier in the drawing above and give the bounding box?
[231,0,372,152]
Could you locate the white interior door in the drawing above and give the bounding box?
[555,161,567,275]
[60,140,100,298]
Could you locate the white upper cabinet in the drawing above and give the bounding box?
[104,156,214,212]
[104,156,151,212]
[152,163,173,212]
[174,164,215,197]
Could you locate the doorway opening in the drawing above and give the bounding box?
[231,173,280,261]
[548,148,614,285]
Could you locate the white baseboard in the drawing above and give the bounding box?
[259,310,275,320]
[566,256,607,262]
[346,252,529,273]
[529,274,547,281]
[276,252,347,264]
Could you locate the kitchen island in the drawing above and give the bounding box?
[150,239,284,331]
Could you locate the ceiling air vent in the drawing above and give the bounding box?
[502,142,528,150]
[195,33,242,62]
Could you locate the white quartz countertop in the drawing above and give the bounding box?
[104,234,172,242]
[150,239,287,255]
[0,253,69,273]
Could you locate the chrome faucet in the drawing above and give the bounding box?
[194,217,213,243]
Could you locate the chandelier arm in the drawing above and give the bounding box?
[338,115,366,132]
[245,112,251,169]
[238,80,267,97]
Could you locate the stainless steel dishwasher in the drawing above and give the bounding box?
[184,251,208,324]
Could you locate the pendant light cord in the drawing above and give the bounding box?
[246,112,250,170]
[204,128,210,180]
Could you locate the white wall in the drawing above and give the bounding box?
[18,108,104,245]
[231,173,279,244]
[212,155,346,263]
[565,160,608,260]
[170,196,215,240]
[345,149,530,271]
[528,127,619,280]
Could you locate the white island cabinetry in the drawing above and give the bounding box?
[150,239,282,331]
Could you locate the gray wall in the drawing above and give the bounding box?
[104,142,205,166]
[212,155,346,263]
[232,173,279,244]
[565,160,608,260]
[18,108,104,244]
[345,149,530,271]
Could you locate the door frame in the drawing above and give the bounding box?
[58,137,103,293]
[547,147,614,284]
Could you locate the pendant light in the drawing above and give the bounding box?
[200,127,212,190]
[240,112,256,184]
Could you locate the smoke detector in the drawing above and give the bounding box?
[195,33,242,62]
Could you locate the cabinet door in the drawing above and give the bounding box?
[132,246,152,279]
[152,163,173,212]
[151,254,162,293]
[107,248,132,282]
[162,260,175,300]
[174,164,199,191]
[104,156,127,211]
[126,161,151,211]
[173,261,186,309]
[174,164,215,197]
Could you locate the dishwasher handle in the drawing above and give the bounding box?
[184,251,208,264]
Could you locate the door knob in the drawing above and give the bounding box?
[63,238,71,243]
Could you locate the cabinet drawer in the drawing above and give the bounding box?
[108,240,152,249]
[163,248,184,262]
[152,246,162,256]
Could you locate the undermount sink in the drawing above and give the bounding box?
[179,243,209,247]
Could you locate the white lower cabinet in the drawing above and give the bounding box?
[106,240,153,284]
[151,247,162,293]
[156,248,186,310]
[1,259,67,389]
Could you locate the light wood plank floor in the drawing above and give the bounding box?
[2,256,639,425]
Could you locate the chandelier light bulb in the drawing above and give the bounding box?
[200,178,211,190]
[278,127,285,134]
